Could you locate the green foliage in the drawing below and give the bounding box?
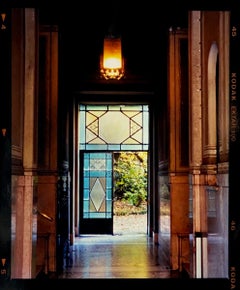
[113,152,148,207]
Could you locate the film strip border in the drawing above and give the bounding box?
[0,8,11,280]
[229,8,240,290]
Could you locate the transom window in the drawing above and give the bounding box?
[79,104,149,150]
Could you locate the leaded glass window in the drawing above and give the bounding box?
[83,152,112,218]
[79,104,149,150]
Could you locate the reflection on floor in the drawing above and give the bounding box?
[58,233,176,279]
[51,211,227,280]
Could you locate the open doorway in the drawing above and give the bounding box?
[113,151,148,235]
[77,103,150,236]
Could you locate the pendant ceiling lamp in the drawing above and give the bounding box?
[100,24,124,80]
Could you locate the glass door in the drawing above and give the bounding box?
[80,151,113,234]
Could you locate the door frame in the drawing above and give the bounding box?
[71,92,157,241]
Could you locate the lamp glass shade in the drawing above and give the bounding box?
[103,37,122,69]
[100,36,124,80]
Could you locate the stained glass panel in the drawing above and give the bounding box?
[83,152,112,219]
[79,104,149,150]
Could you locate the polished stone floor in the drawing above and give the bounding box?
[56,214,228,280]
[57,214,175,279]
[58,233,174,279]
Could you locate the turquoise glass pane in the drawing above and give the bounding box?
[84,153,89,164]
[92,152,104,158]
[83,200,89,213]
[106,212,111,218]
[83,189,89,199]
[108,144,121,150]
[106,177,112,188]
[121,144,143,150]
[89,212,110,218]
[106,200,112,211]
[86,144,108,150]
[90,171,103,177]
[83,178,89,187]
[106,170,112,177]
[106,188,112,199]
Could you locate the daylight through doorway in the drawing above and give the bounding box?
[113,151,148,235]
[78,104,149,235]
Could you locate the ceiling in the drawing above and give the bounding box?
[37,1,233,91]
[39,4,189,88]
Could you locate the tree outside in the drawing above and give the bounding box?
[113,152,148,216]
